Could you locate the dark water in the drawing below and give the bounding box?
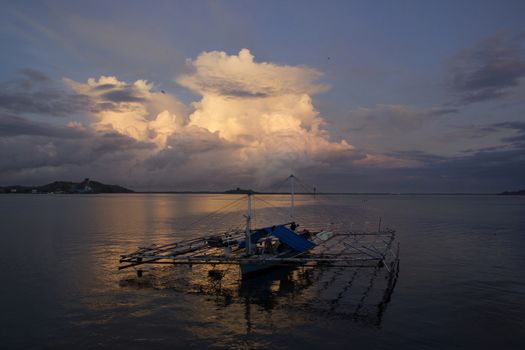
[1,194,524,349]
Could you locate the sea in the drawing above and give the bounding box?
[0,193,524,349]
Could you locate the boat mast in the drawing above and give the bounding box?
[290,174,295,219]
[246,193,252,255]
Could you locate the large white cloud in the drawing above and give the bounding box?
[65,76,187,147]
[61,49,362,186]
[177,48,327,97]
[180,49,353,181]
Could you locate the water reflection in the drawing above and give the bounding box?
[119,255,399,336]
[113,193,400,345]
[7,194,523,349]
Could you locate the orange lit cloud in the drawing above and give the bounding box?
[65,76,186,147]
[179,49,353,180]
[353,153,420,168]
[61,49,414,187]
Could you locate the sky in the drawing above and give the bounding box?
[1,0,524,192]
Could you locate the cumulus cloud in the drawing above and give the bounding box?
[178,49,329,140]
[179,49,356,182]
[58,49,366,187]
[1,50,427,190]
[177,48,327,97]
[65,76,187,147]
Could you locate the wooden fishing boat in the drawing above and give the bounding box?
[119,175,398,279]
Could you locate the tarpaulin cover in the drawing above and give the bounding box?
[262,225,315,252]
[238,225,315,252]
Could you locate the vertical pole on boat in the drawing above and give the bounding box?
[246,193,252,255]
[290,174,295,219]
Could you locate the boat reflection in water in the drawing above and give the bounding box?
[119,254,399,333]
[118,178,400,341]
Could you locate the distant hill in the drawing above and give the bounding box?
[499,189,525,196]
[0,178,133,194]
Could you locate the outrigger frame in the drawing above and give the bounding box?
[119,227,398,275]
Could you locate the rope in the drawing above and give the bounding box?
[172,195,247,236]
[293,176,346,232]
[253,195,310,225]
[271,175,293,194]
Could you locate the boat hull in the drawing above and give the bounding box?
[240,250,300,277]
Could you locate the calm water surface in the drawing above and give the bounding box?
[1,194,524,349]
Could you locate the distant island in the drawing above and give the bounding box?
[0,178,134,194]
[224,187,258,194]
[499,189,525,196]
[2,181,523,195]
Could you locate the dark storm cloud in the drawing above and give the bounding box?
[443,123,507,141]
[0,71,152,118]
[388,150,448,163]
[454,121,525,146]
[0,103,155,176]
[0,70,92,117]
[494,121,525,130]
[430,148,525,188]
[503,133,525,146]
[221,89,268,98]
[0,113,86,138]
[449,33,525,104]
[495,121,525,146]
[93,83,118,91]
[265,141,524,193]
[346,105,457,134]
[0,124,152,174]
[346,119,525,192]
[364,146,525,192]
[101,89,146,103]
[0,113,244,190]
[460,145,509,154]
[19,68,50,82]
